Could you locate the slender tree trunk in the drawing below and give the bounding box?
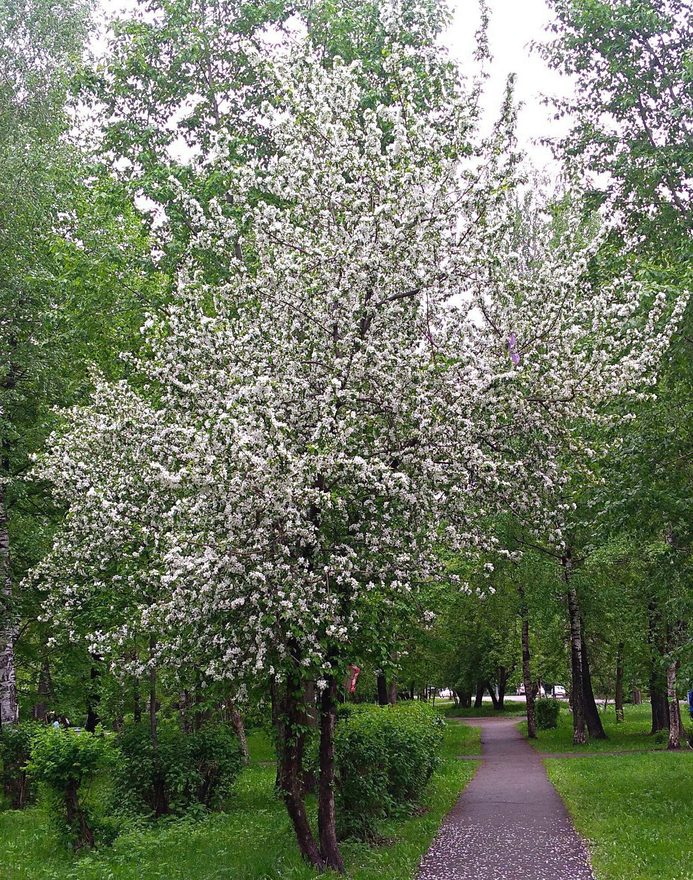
[497,666,507,710]
[648,598,670,733]
[474,681,484,708]
[487,682,499,709]
[667,660,681,751]
[149,645,158,748]
[376,672,388,706]
[228,701,249,763]
[85,659,101,733]
[0,487,18,727]
[564,553,586,744]
[317,675,344,872]
[518,584,537,738]
[32,657,53,722]
[581,631,607,739]
[65,780,95,850]
[615,643,625,723]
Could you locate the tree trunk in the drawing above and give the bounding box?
[0,487,18,727]
[276,676,324,869]
[376,672,388,706]
[487,682,499,709]
[65,780,95,850]
[317,676,344,872]
[518,584,537,738]
[648,598,670,733]
[497,666,508,710]
[474,680,484,709]
[564,553,586,744]
[614,643,624,723]
[387,678,397,705]
[667,660,681,750]
[85,660,101,733]
[228,701,249,763]
[32,658,53,722]
[580,631,607,739]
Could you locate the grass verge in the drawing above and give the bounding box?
[547,752,693,880]
[0,722,476,880]
[521,703,679,753]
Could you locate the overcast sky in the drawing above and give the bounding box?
[446,0,572,170]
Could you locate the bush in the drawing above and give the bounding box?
[535,698,561,730]
[0,722,38,808]
[114,722,243,819]
[27,726,111,850]
[333,702,444,840]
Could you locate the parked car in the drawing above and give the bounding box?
[552,685,567,698]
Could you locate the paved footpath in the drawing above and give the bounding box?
[417,717,594,880]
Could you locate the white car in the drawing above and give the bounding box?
[553,685,567,698]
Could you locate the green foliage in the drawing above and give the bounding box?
[113,722,243,818]
[534,698,560,730]
[334,702,444,840]
[0,721,37,808]
[26,726,111,849]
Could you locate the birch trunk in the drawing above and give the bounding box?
[0,486,18,726]
[667,659,681,751]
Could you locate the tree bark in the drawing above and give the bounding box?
[317,675,344,872]
[376,672,388,706]
[614,643,624,723]
[564,553,586,744]
[85,660,101,733]
[32,657,53,722]
[487,682,499,709]
[667,659,681,750]
[276,676,324,869]
[65,780,95,850]
[228,701,249,763]
[0,486,18,727]
[648,598,670,733]
[518,584,537,738]
[580,631,606,739]
[387,678,397,705]
[497,666,508,710]
[474,680,485,709]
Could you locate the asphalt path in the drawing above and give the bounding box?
[417,717,594,880]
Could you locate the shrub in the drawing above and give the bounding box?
[535,698,561,730]
[0,722,38,808]
[333,702,443,840]
[114,722,243,818]
[27,726,111,850]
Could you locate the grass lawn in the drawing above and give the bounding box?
[547,752,693,880]
[521,703,681,753]
[0,722,477,880]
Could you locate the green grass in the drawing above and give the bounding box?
[522,703,677,753]
[441,719,482,756]
[547,752,693,880]
[0,721,477,880]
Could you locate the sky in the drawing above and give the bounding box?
[446,0,573,170]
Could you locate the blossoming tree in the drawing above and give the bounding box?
[32,2,687,867]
